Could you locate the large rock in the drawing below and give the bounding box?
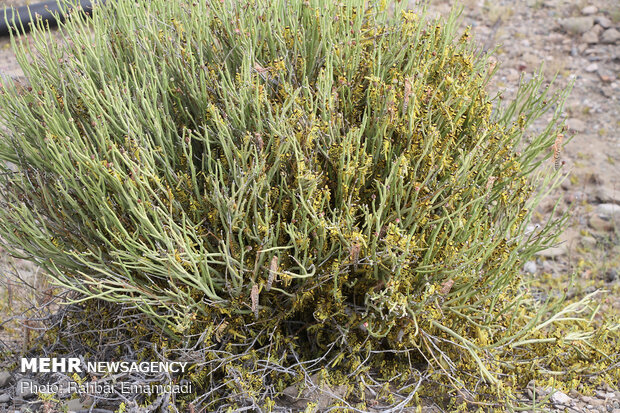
[559,17,594,35]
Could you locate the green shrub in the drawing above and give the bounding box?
[0,0,617,410]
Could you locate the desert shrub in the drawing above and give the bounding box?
[0,0,617,410]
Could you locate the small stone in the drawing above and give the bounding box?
[550,390,571,406]
[592,24,604,35]
[594,16,612,29]
[582,30,599,44]
[15,379,37,400]
[580,236,597,248]
[63,398,86,412]
[559,17,594,35]
[566,118,586,132]
[561,178,573,190]
[596,203,620,216]
[582,25,604,44]
[606,270,618,283]
[568,389,581,398]
[601,28,620,44]
[601,86,615,98]
[594,390,607,398]
[581,6,598,15]
[0,372,11,388]
[564,191,585,204]
[589,214,614,232]
[524,261,537,274]
[589,396,605,406]
[587,173,604,186]
[598,68,616,83]
[593,187,620,204]
[585,63,599,72]
[0,393,10,403]
[536,245,567,258]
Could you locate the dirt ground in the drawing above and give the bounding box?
[0,0,619,411]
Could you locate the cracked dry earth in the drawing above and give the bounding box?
[0,0,619,412]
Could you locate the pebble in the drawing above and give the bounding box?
[589,214,614,232]
[596,391,615,399]
[550,390,571,406]
[536,246,567,258]
[594,16,612,29]
[568,389,581,398]
[585,63,599,72]
[581,6,598,15]
[593,187,620,204]
[580,236,597,248]
[523,261,537,274]
[564,191,586,204]
[582,24,604,44]
[63,398,87,412]
[566,118,586,132]
[0,372,11,388]
[607,269,618,283]
[0,393,10,403]
[559,16,594,35]
[15,379,37,400]
[598,68,616,83]
[596,203,620,216]
[601,28,620,44]
[589,397,606,406]
[582,29,599,44]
